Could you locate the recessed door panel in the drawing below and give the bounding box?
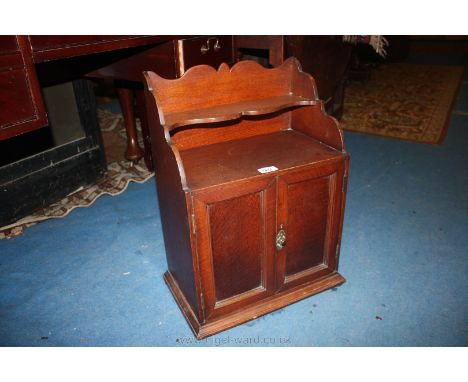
[193,178,276,320]
[285,175,330,275]
[209,192,263,301]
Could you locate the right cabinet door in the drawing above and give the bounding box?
[275,159,347,291]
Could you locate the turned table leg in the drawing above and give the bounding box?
[135,90,154,171]
[117,87,144,163]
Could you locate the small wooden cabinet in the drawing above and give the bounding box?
[143,57,349,338]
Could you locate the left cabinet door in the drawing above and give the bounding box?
[0,36,47,140]
[192,177,277,322]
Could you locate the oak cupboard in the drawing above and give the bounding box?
[143,57,349,338]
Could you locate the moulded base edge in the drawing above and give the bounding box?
[164,271,345,340]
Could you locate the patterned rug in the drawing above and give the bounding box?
[0,107,154,240]
[341,63,464,144]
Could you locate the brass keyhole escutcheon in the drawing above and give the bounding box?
[276,224,286,251]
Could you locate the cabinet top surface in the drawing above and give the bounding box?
[180,129,345,191]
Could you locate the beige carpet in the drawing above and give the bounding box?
[0,107,153,240]
[341,63,464,144]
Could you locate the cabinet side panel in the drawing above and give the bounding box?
[209,192,263,301]
[144,89,200,315]
[291,105,345,151]
[285,176,330,275]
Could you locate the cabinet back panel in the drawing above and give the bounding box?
[285,175,330,276]
[209,192,263,301]
[147,58,305,115]
[171,114,288,150]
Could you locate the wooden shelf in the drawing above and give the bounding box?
[180,129,344,191]
[164,95,317,130]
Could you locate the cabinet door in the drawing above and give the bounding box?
[275,160,346,290]
[192,177,276,321]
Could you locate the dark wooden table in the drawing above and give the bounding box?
[0,35,224,226]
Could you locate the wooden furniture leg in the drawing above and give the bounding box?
[117,87,144,163]
[135,89,154,171]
